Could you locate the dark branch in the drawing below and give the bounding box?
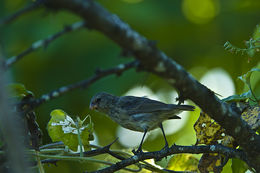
[88,144,246,173]
[19,60,139,112]
[2,21,86,70]
[39,141,64,149]
[44,0,260,171]
[0,0,44,26]
[76,138,119,158]
[41,159,59,165]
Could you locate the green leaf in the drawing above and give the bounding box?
[253,24,260,37]
[231,158,248,173]
[252,24,260,50]
[8,83,34,99]
[222,91,252,102]
[47,109,94,152]
[238,68,260,87]
[167,154,199,171]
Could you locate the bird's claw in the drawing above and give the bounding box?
[162,146,169,151]
[162,143,169,150]
[132,148,143,155]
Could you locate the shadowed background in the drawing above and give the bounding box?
[0,0,259,172]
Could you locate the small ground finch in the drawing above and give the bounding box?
[90,92,194,153]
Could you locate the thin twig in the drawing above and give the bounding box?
[1,141,244,173]
[2,21,86,69]
[34,151,140,172]
[19,60,139,113]
[41,159,59,165]
[86,140,169,173]
[89,144,246,173]
[39,141,64,149]
[32,140,166,173]
[0,0,44,26]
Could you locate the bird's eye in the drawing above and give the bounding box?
[96,98,101,103]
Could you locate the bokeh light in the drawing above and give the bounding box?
[182,0,220,24]
[200,68,235,98]
[116,126,145,148]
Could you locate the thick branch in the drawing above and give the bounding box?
[44,0,260,171]
[2,21,86,69]
[89,144,246,173]
[20,61,138,112]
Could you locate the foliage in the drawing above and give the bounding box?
[194,66,260,172]
[224,24,260,57]
[8,83,34,99]
[166,154,199,172]
[47,109,94,152]
[223,67,260,105]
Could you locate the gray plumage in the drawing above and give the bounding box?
[89,92,195,153]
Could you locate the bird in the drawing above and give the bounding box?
[89,92,195,153]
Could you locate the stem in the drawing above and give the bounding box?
[76,118,83,157]
[35,151,45,173]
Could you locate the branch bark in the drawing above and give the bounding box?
[88,144,246,173]
[19,61,138,112]
[44,0,260,171]
[2,21,86,69]
[0,0,44,26]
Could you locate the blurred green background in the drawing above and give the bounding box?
[0,0,259,172]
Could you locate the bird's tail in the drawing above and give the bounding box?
[174,105,195,111]
[166,104,195,120]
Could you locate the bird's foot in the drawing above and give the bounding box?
[162,143,169,150]
[154,145,170,162]
[132,148,143,155]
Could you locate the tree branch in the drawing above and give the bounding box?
[0,0,44,26]
[19,60,139,112]
[44,0,260,171]
[36,140,166,172]
[89,144,246,173]
[2,21,86,70]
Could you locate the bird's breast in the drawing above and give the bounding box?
[107,111,159,132]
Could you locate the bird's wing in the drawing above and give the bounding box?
[117,96,175,115]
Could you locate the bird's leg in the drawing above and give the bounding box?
[132,129,147,154]
[159,123,169,149]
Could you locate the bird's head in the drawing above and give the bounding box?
[89,92,117,114]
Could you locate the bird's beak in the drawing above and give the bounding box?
[89,104,97,110]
